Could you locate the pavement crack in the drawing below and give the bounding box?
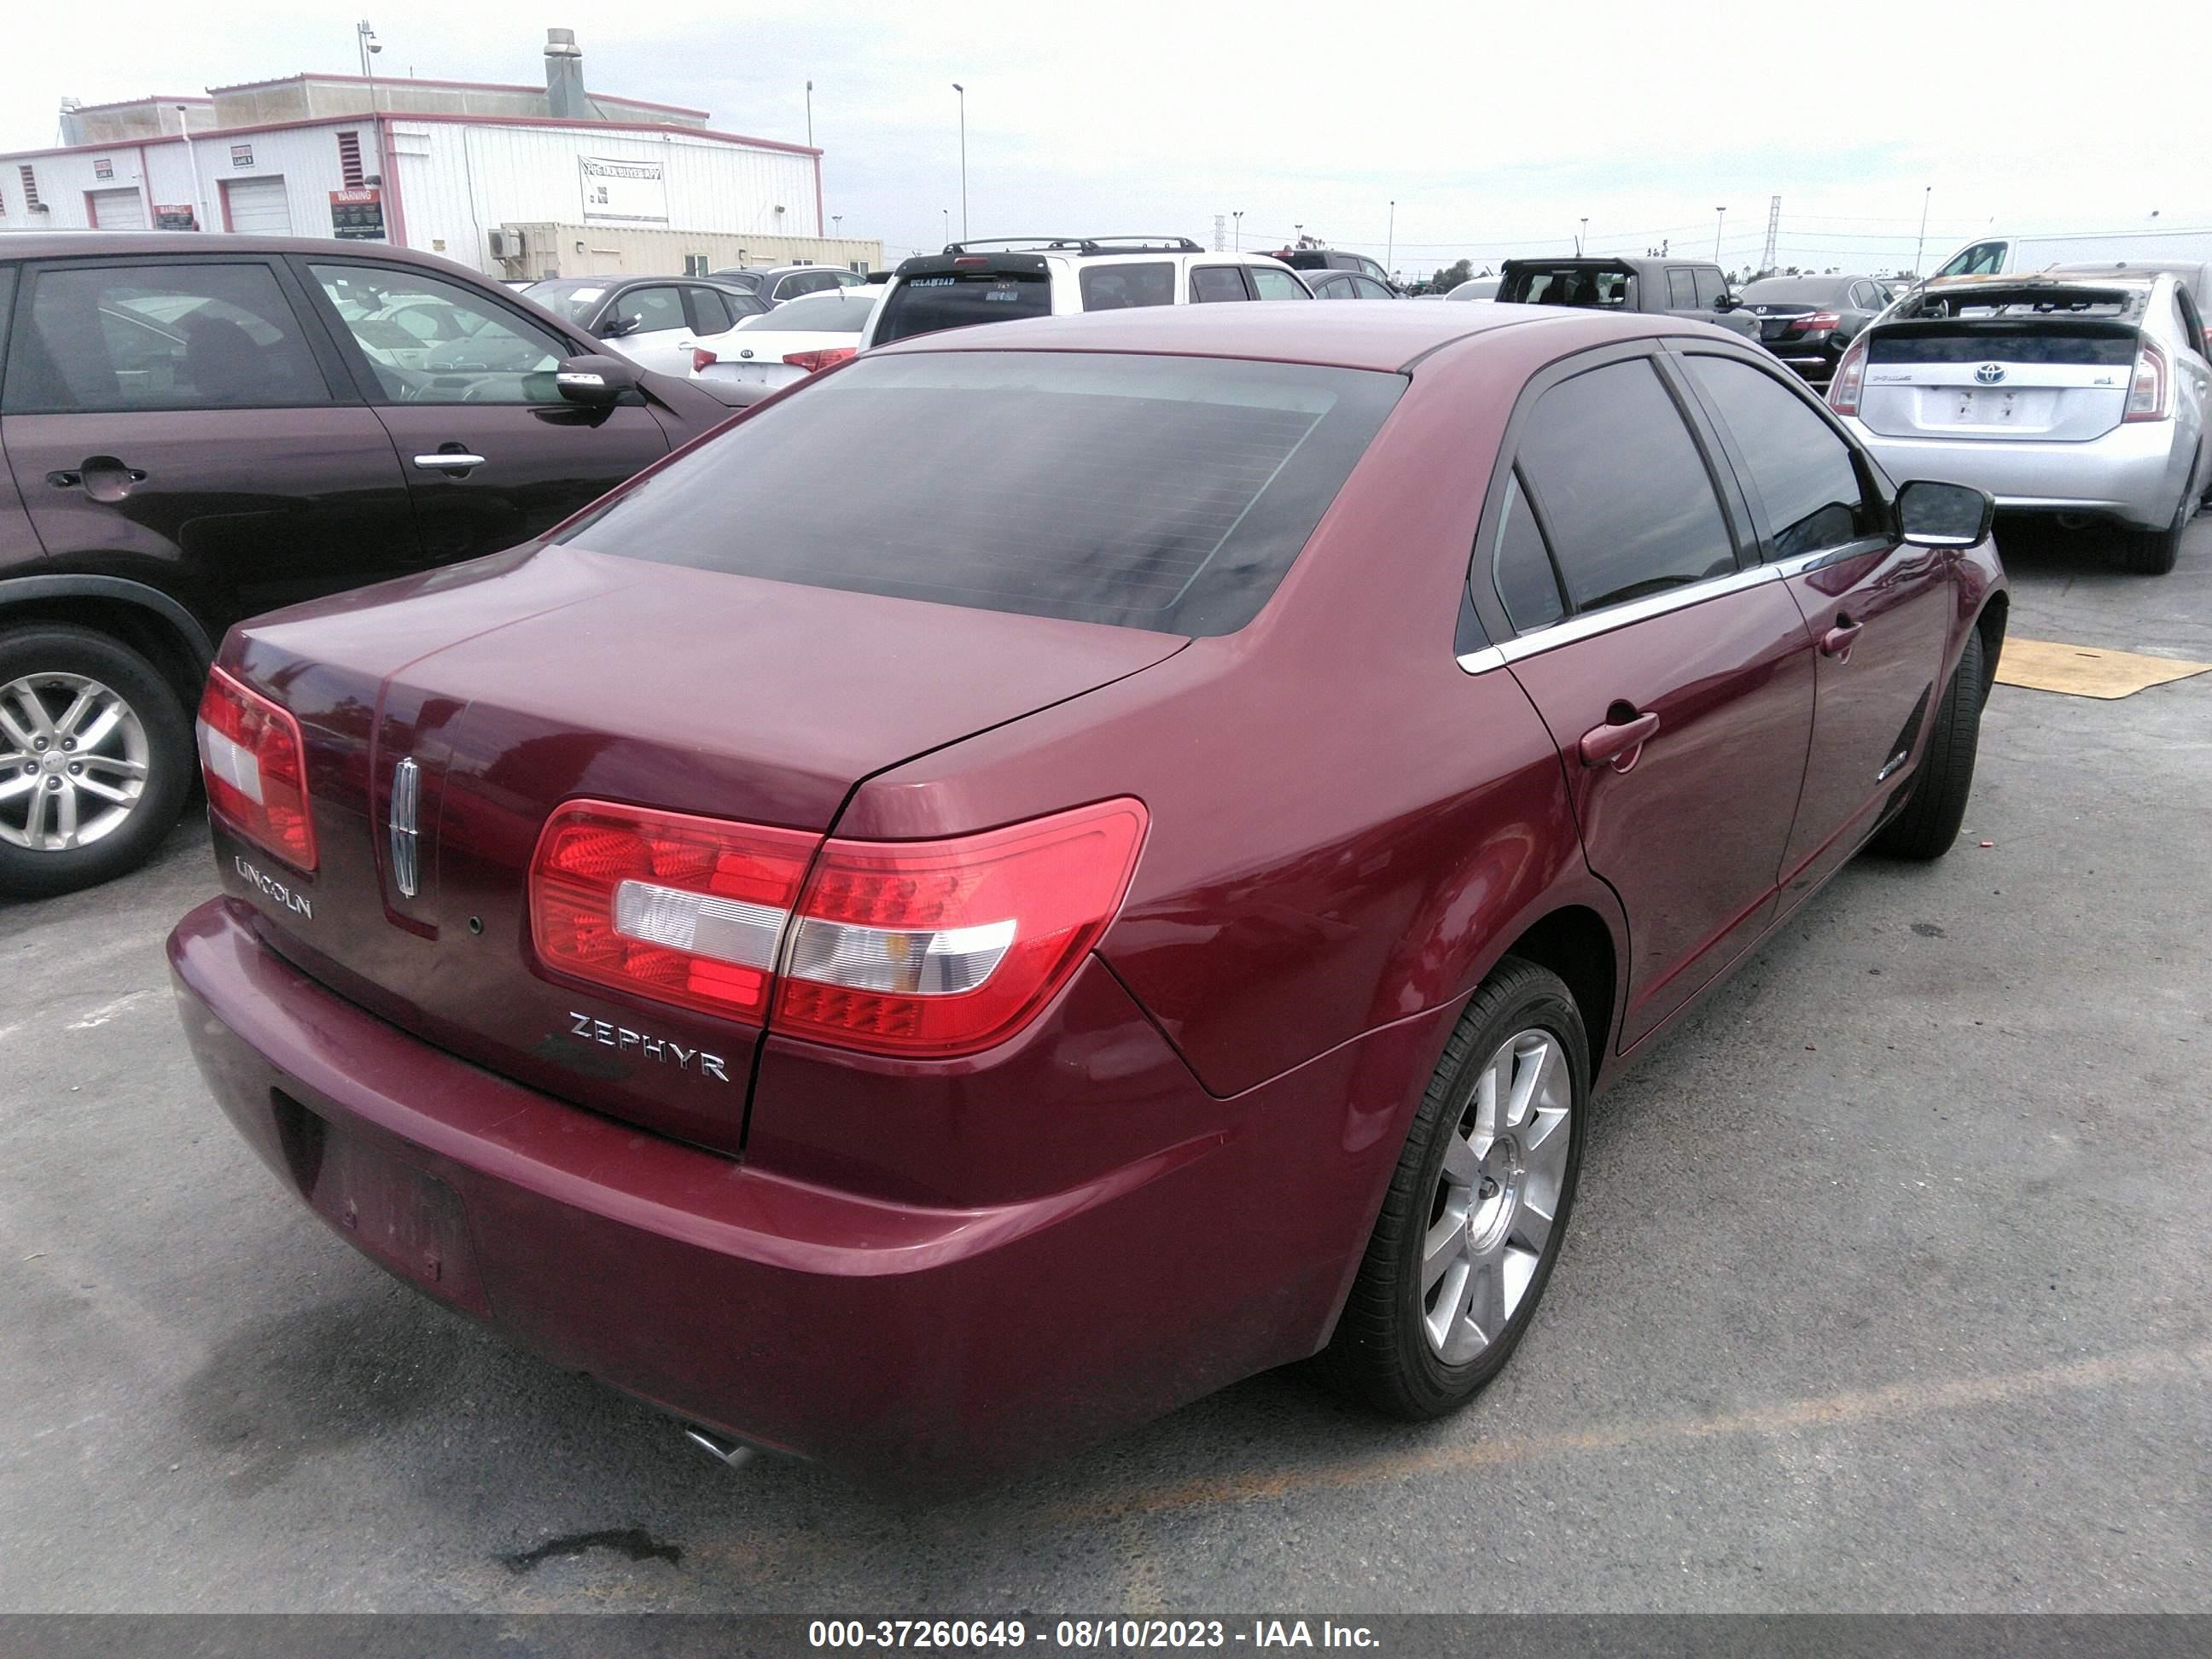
[499,1527,684,1575]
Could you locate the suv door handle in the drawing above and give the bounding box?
[412,452,486,472]
[1579,710,1661,771]
[1820,616,1864,661]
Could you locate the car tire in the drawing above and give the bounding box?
[2115,491,2189,576]
[0,625,193,899]
[1318,956,1588,1420]
[1871,624,1985,862]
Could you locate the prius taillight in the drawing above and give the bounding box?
[528,798,1148,1057]
[1828,335,1870,416]
[2123,336,2170,422]
[197,669,316,871]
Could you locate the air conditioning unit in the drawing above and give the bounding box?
[487,226,527,259]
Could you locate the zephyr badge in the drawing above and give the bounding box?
[389,757,421,898]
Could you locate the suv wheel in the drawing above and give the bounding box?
[0,625,192,898]
[1318,957,1588,1419]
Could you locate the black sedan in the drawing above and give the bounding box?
[1738,274,1894,384]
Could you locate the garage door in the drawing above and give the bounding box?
[222,177,293,235]
[86,188,148,230]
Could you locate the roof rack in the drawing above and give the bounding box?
[940,236,1206,256]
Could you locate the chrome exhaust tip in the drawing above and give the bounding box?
[683,1424,758,1470]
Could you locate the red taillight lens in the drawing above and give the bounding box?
[529,801,817,1022]
[1828,335,1870,416]
[777,799,1147,1057]
[2123,336,2169,422]
[690,346,718,373]
[196,668,316,871]
[1790,311,1841,333]
[526,797,1149,1057]
[782,347,857,373]
[953,255,989,267]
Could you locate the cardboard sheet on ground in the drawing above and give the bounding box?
[1993,637,2212,700]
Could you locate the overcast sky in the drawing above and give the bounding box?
[12,0,2207,279]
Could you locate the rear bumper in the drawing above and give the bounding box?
[168,897,1436,1487]
[1763,334,1842,379]
[1843,416,2190,528]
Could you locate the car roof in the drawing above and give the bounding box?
[0,230,482,275]
[1502,255,1709,276]
[1921,271,2157,295]
[870,298,1711,374]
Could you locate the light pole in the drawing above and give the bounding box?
[1579,216,1588,256]
[942,207,951,247]
[357,20,382,225]
[178,102,207,229]
[832,213,842,237]
[1231,210,1243,252]
[1912,184,1931,278]
[805,80,813,150]
[951,84,967,242]
[1386,200,1395,276]
[1713,206,1726,262]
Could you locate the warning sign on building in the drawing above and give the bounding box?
[329,188,387,241]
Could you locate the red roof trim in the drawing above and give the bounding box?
[0,114,818,163]
[201,72,710,119]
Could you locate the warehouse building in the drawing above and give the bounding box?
[0,29,881,279]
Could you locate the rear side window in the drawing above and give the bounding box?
[1683,355,1871,560]
[1514,358,1736,612]
[1080,263,1174,311]
[876,271,1051,342]
[1491,470,1565,632]
[687,288,734,335]
[1190,267,1253,303]
[560,351,1405,637]
[7,262,328,413]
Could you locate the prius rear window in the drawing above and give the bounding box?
[560,352,1403,636]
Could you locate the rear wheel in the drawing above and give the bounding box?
[1319,958,1588,1419]
[1871,625,1985,861]
[2115,491,2189,576]
[0,626,192,898]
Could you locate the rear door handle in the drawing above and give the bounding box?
[1820,616,1864,661]
[1579,710,1661,771]
[412,452,486,472]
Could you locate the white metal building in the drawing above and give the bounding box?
[0,30,881,278]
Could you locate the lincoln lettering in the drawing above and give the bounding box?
[568,1012,730,1082]
[233,855,311,919]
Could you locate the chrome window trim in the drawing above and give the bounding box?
[1482,562,1779,667]
[1455,644,1507,675]
[1768,535,1894,578]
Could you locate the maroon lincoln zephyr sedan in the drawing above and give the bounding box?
[170,300,2006,1487]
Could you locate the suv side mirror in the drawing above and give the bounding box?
[555,353,639,408]
[1896,479,1994,548]
[1712,292,1738,312]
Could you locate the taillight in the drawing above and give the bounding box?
[1828,335,1870,416]
[197,668,316,871]
[527,797,1149,1057]
[782,347,857,374]
[530,801,817,1023]
[1790,311,1841,334]
[2123,337,2169,422]
[690,346,718,373]
[777,799,1148,1057]
[953,255,990,267]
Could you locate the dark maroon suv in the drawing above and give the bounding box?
[169,302,2006,1488]
[0,233,727,896]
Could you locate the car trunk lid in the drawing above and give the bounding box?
[1857,305,2140,442]
[220,544,1185,1156]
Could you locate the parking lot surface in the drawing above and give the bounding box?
[3,515,2208,1614]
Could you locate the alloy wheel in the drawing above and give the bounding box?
[1421,1027,1573,1364]
[0,672,153,853]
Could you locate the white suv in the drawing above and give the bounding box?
[861,237,1313,348]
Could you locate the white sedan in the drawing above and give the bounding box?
[690,286,888,406]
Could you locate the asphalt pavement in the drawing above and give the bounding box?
[3,512,2208,1614]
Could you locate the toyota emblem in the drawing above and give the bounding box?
[1974,363,2006,385]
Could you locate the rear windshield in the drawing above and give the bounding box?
[1740,276,1851,305]
[1500,265,1633,307]
[743,289,876,334]
[559,351,1405,636]
[1868,328,2137,366]
[875,270,1051,343]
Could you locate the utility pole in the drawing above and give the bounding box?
[1761,195,1780,274]
[951,84,967,241]
[1386,200,1395,275]
[1713,206,1726,262]
[1231,210,1243,252]
[1913,184,1932,278]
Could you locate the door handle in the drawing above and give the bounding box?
[1820,616,1864,661]
[412,452,486,472]
[1579,710,1661,771]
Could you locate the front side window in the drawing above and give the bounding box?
[1514,358,1736,613]
[1080,263,1174,311]
[610,286,684,335]
[1666,270,1697,308]
[1252,267,1309,300]
[1937,241,2008,278]
[1692,269,1726,309]
[1190,267,1253,303]
[1350,276,1394,299]
[311,263,565,405]
[559,351,1406,637]
[1683,354,1871,560]
[6,262,327,413]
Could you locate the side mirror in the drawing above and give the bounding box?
[1896,479,1994,548]
[555,353,639,409]
[1712,292,1738,312]
[596,312,641,341]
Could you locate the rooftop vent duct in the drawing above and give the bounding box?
[544,28,590,121]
